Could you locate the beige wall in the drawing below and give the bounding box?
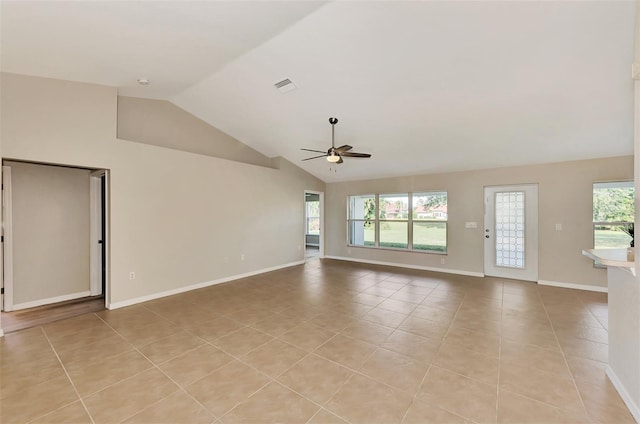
[326,156,633,289]
[0,72,325,307]
[5,161,90,306]
[0,71,632,307]
[117,96,274,168]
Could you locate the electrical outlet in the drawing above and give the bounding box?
[440,258,445,265]
[555,223,562,231]
[347,248,351,254]
[224,256,229,263]
[240,254,245,261]
[129,272,135,280]
[298,245,301,251]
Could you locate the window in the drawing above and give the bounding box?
[348,194,376,247]
[306,199,320,235]
[348,191,447,253]
[593,181,634,249]
[413,192,447,252]
[379,194,409,249]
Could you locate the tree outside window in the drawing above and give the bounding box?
[593,181,634,249]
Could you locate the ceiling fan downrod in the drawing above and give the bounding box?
[329,117,338,149]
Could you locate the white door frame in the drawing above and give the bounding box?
[90,170,103,296]
[2,166,14,312]
[89,170,110,307]
[484,184,539,281]
[304,190,324,258]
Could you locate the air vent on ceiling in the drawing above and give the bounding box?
[274,78,297,94]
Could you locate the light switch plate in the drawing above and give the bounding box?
[465,222,478,229]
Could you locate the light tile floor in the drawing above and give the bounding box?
[0,259,635,423]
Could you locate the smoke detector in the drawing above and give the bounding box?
[137,78,150,85]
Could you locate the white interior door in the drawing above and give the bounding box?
[484,184,538,281]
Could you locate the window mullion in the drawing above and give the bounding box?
[408,193,413,250]
[375,194,380,247]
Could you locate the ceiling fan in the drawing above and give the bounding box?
[301,117,372,164]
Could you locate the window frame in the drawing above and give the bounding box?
[378,193,410,250]
[347,194,377,248]
[592,180,634,266]
[347,191,448,254]
[412,191,448,253]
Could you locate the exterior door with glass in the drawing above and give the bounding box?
[484,184,538,281]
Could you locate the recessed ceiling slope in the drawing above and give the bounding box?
[0,0,326,99]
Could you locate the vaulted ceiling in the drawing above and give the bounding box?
[1,1,636,182]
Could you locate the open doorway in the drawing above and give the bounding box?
[1,161,109,333]
[304,191,323,260]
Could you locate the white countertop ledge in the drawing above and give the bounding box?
[582,248,635,276]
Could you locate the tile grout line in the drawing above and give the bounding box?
[158,280,573,420]
[402,282,489,423]
[402,279,498,423]
[293,279,425,423]
[304,407,352,424]
[392,284,456,423]
[496,289,595,414]
[217,330,354,423]
[37,326,97,424]
[14,266,616,424]
[536,286,590,419]
[495,280,504,422]
[164,316,332,422]
[93,314,219,423]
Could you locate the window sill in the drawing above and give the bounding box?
[347,244,447,255]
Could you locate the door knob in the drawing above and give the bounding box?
[485,235,490,238]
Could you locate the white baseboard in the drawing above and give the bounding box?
[107,260,305,310]
[606,365,640,423]
[323,256,484,278]
[11,291,92,311]
[537,280,608,293]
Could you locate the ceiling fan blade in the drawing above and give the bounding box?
[337,156,344,164]
[340,152,371,158]
[335,145,353,153]
[301,148,326,154]
[302,155,327,161]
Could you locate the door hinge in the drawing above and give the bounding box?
[0,288,4,295]
[1,235,3,242]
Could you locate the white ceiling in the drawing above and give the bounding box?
[1,1,636,183]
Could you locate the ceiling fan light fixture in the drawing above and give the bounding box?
[327,153,340,163]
